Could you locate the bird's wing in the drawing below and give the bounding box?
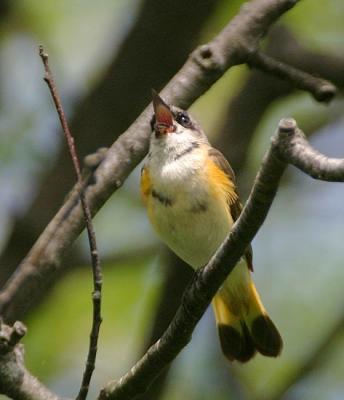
[208,148,253,271]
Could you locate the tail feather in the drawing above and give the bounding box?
[218,323,256,362]
[251,314,283,357]
[213,279,282,362]
[248,281,283,357]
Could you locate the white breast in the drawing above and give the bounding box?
[147,150,233,269]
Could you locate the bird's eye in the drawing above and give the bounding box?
[176,112,192,128]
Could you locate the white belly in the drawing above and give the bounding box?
[148,181,233,269]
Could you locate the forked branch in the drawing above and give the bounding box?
[98,119,344,399]
[0,0,337,321]
[0,120,343,400]
[0,0,341,399]
[0,321,61,400]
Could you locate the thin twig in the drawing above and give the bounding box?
[215,24,344,175]
[96,118,289,400]
[0,0,311,322]
[0,1,340,398]
[39,45,102,400]
[1,117,343,399]
[247,51,337,102]
[98,118,344,400]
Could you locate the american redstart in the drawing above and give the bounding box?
[141,91,282,362]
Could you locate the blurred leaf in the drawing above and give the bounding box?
[284,0,344,51]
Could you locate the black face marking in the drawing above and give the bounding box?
[152,189,173,206]
[173,142,199,161]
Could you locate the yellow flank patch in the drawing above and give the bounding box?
[206,159,238,206]
[213,293,233,325]
[212,293,241,330]
[140,166,152,204]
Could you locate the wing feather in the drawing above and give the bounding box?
[208,148,253,271]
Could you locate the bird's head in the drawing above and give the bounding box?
[149,91,209,159]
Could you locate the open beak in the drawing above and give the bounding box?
[152,89,174,134]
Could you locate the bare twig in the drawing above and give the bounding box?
[0,0,314,322]
[1,118,343,399]
[96,119,288,400]
[248,51,337,102]
[0,1,340,398]
[0,0,221,288]
[98,118,344,400]
[39,46,102,400]
[0,321,63,400]
[277,132,344,180]
[216,24,344,176]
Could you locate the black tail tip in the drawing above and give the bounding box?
[218,324,256,363]
[251,315,283,357]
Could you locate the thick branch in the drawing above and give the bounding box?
[216,24,344,175]
[96,118,289,400]
[0,0,220,290]
[278,132,344,180]
[98,118,344,399]
[0,0,307,322]
[137,253,193,400]
[4,118,342,399]
[0,322,62,400]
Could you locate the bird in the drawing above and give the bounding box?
[140,91,282,362]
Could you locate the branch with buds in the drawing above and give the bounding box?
[0,321,61,400]
[38,46,103,400]
[0,0,336,322]
[1,118,343,400]
[0,0,343,399]
[98,118,344,399]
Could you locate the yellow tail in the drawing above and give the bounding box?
[212,271,282,362]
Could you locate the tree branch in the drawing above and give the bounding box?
[0,0,221,288]
[137,253,193,400]
[39,46,103,400]
[0,0,316,322]
[0,1,341,398]
[98,118,344,399]
[1,117,343,399]
[278,131,344,180]
[0,321,63,400]
[216,24,344,176]
[247,51,336,102]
